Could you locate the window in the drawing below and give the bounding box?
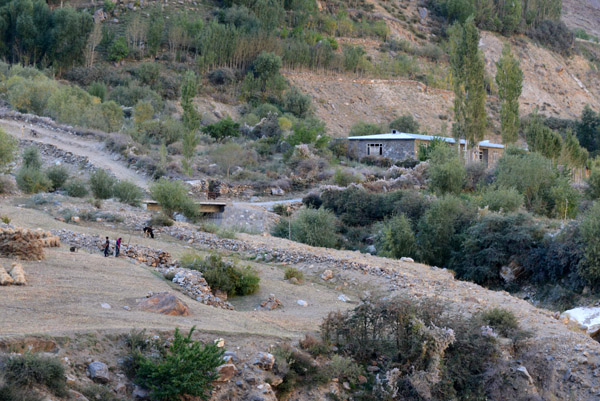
[367,143,383,156]
[478,150,483,161]
[492,151,498,163]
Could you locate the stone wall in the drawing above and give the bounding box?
[349,139,416,161]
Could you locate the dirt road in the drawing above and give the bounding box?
[0,119,149,189]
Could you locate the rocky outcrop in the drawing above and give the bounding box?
[137,292,190,316]
[88,361,110,383]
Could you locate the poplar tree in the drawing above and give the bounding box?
[495,44,523,144]
[180,71,200,176]
[449,16,487,149]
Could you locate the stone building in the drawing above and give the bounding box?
[348,130,505,168]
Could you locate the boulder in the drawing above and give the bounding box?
[88,361,110,383]
[253,352,275,370]
[297,299,308,307]
[215,363,237,382]
[321,270,334,281]
[400,257,414,263]
[271,187,285,196]
[562,307,600,338]
[137,292,190,316]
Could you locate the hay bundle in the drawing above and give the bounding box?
[0,266,13,285]
[42,236,60,247]
[0,227,45,260]
[9,263,25,285]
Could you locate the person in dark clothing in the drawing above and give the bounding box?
[103,237,110,257]
[115,237,122,257]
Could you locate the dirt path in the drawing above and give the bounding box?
[0,119,149,189]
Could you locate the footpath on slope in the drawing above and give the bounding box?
[0,111,149,189]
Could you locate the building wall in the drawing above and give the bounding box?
[348,139,417,160]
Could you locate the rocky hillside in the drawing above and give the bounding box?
[563,0,600,38]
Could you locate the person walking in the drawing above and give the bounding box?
[115,237,122,257]
[103,237,110,257]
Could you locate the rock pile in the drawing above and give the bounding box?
[123,247,171,268]
[260,295,283,310]
[0,227,57,260]
[158,266,234,309]
[20,140,95,171]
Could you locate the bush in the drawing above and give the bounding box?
[46,165,69,190]
[150,178,198,220]
[65,179,88,197]
[453,212,543,286]
[108,37,129,62]
[302,193,322,209]
[282,87,312,118]
[417,195,477,267]
[113,180,144,206]
[578,202,600,286]
[388,114,419,133]
[332,168,362,186]
[148,213,174,227]
[134,327,223,401]
[22,147,42,170]
[16,167,52,194]
[528,20,574,56]
[428,144,466,195]
[88,169,116,199]
[282,208,339,248]
[284,267,304,282]
[88,82,107,101]
[181,253,260,296]
[463,162,487,191]
[349,121,383,137]
[0,175,15,194]
[479,308,520,337]
[0,128,17,171]
[376,214,417,259]
[3,353,66,396]
[481,187,524,213]
[201,117,240,142]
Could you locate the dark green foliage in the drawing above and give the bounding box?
[524,114,562,160]
[150,178,199,221]
[88,82,107,101]
[180,253,260,296]
[108,37,129,62]
[417,137,447,161]
[113,180,144,206]
[388,114,419,133]
[528,20,574,56]
[147,7,164,57]
[417,195,477,267]
[136,62,161,86]
[280,208,339,248]
[22,147,42,170]
[3,353,66,396]
[46,165,69,190]
[577,105,600,156]
[65,179,88,197]
[453,212,542,286]
[88,169,116,199]
[282,86,312,118]
[252,51,282,81]
[496,45,522,144]
[16,167,52,194]
[480,187,524,212]
[578,202,600,287]
[202,117,240,142]
[348,121,383,137]
[0,384,43,401]
[376,214,417,259]
[134,327,224,401]
[302,192,322,209]
[480,308,519,337]
[427,144,466,195]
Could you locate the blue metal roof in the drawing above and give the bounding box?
[348,132,504,149]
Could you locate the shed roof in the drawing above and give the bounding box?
[348,132,504,149]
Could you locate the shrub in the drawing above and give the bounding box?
[134,327,224,401]
[417,195,477,267]
[272,203,292,216]
[1,215,10,224]
[428,144,466,195]
[463,162,487,191]
[78,384,119,401]
[46,165,69,190]
[349,121,383,137]
[207,68,236,85]
[284,267,304,282]
[108,37,129,62]
[201,117,240,142]
[578,202,600,286]
[88,82,107,101]
[3,353,66,396]
[332,168,362,186]
[528,20,574,56]
[282,86,312,118]
[181,253,260,296]
[302,193,322,209]
[277,208,339,248]
[453,212,543,286]
[88,169,116,199]
[16,167,52,194]
[0,128,17,171]
[136,62,160,85]
[22,147,42,170]
[481,187,524,212]
[113,180,144,206]
[376,214,417,259]
[148,213,174,227]
[150,178,197,220]
[479,308,519,337]
[388,114,419,133]
[65,179,88,197]
[0,175,15,194]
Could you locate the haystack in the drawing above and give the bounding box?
[0,267,13,285]
[9,263,26,285]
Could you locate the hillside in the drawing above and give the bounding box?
[563,0,600,38]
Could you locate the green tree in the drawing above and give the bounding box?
[524,113,562,161]
[290,208,339,248]
[349,121,383,137]
[22,146,42,170]
[88,169,116,199]
[108,36,128,62]
[578,202,600,286]
[376,214,417,259]
[134,327,224,401]
[47,165,69,190]
[428,143,466,195]
[146,7,164,56]
[180,70,200,132]
[495,45,522,144]
[50,6,93,70]
[501,0,522,35]
[449,17,487,148]
[388,115,419,133]
[252,51,282,82]
[0,128,17,172]
[417,195,477,267]
[576,105,600,155]
[113,180,144,206]
[150,178,198,220]
[202,117,240,142]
